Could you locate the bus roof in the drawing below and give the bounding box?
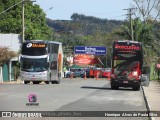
[114,40,141,44]
[24,40,47,43]
[48,41,62,45]
[23,40,62,44]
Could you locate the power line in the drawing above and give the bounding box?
[0,1,23,15]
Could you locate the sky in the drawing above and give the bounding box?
[35,0,134,20]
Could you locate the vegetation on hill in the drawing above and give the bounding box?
[47,13,125,65]
[46,12,160,66]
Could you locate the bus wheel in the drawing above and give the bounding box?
[52,80,60,84]
[111,82,119,90]
[45,81,49,84]
[132,86,140,91]
[51,81,55,84]
[56,80,60,84]
[33,81,40,84]
[24,81,29,84]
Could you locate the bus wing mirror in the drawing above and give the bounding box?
[47,56,49,63]
[18,55,21,63]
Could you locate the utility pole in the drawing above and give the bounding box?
[124,8,137,41]
[22,0,25,43]
[22,0,36,43]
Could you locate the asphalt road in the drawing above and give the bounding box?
[0,78,148,120]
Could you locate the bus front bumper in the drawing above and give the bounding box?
[20,71,49,81]
[111,78,141,87]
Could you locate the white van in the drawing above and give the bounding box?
[66,68,84,78]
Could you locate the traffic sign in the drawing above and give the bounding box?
[74,46,107,55]
[156,64,160,69]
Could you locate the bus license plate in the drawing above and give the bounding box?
[123,81,128,83]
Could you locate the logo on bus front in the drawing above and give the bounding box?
[26,43,32,48]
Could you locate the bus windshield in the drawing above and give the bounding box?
[114,60,139,77]
[21,58,48,72]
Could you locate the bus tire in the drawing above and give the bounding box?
[33,81,40,84]
[52,80,60,84]
[24,81,29,84]
[54,79,60,84]
[132,85,140,91]
[45,81,49,84]
[111,82,119,90]
[51,81,55,84]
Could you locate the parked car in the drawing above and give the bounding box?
[66,68,84,78]
[65,71,76,78]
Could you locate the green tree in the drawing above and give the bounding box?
[113,18,154,65]
[0,0,52,40]
[131,0,160,65]
[113,18,153,43]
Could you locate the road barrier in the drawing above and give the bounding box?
[96,72,99,80]
[108,75,111,81]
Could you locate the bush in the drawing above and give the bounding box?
[0,46,17,66]
[150,62,159,80]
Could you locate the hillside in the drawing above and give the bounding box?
[46,13,125,36]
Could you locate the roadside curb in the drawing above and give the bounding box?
[0,80,23,84]
[141,85,152,120]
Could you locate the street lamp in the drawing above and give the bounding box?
[31,7,53,23]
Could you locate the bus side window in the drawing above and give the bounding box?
[50,61,57,70]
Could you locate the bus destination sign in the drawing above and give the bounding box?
[115,44,140,51]
[26,43,45,48]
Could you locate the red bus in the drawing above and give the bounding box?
[110,40,143,90]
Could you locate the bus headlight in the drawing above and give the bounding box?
[132,71,138,76]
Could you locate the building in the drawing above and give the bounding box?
[0,33,21,82]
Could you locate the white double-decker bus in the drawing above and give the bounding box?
[19,40,63,84]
